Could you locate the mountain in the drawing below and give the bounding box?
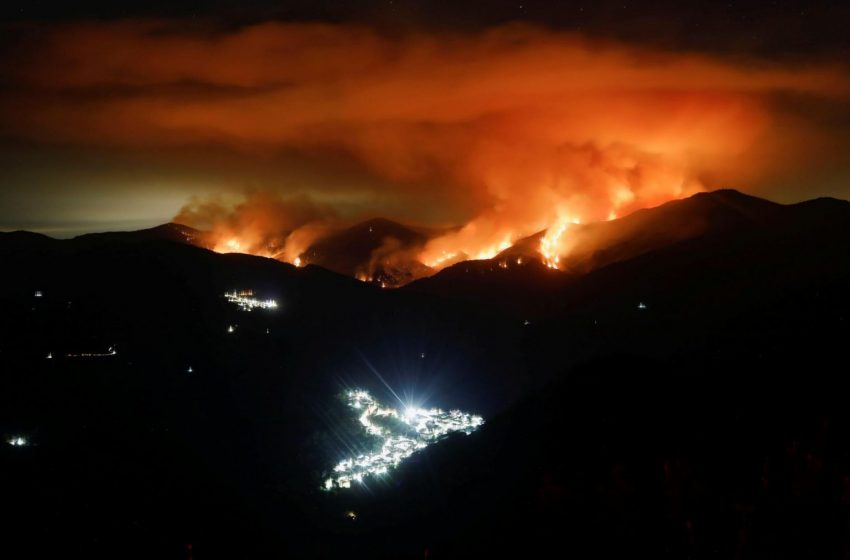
[3,189,850,557]
[558,189,782,271]
[403,253,571,317]
[406,190,850,317]
[72,222,204,246]
[299,217,437,285]
[490,189,783,268]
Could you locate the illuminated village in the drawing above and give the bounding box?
[224,290,279,311]
[325,390,484,490]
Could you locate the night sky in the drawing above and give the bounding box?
[1,0,849,237]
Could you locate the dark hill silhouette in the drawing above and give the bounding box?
[475,189,784,271]
[0,230,59,254]
[558,189,785,273]
[300,217,437,285]
[403,253,572,317]
[72,222,204,246]
[406,189,850,318]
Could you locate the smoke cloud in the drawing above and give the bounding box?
[174,191,335,259]
[1,20,848,268]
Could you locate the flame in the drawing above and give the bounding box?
[426,251,460,269]
[539,215,582,269]
[473,237,514,261]
[540,221,567,269]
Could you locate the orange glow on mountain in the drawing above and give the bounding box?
[5,21,842,276]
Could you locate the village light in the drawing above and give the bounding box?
[224,291,279,311]
[323,389,483,490]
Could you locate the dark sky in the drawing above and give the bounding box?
[1,0,849,237]
[5,0,849,58]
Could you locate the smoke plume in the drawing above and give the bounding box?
[1,21,847,269]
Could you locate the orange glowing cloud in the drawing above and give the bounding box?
[173,190,335,259]
[1,21,847,269]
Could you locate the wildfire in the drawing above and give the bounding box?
[197,188,692,283]
[210,232,278,259]
[214,238,242,253]
[421,234,515,269]
[472,237,514,261]
[0,20,835,286]
[159,22,784,281]
[539,216,580,269]
[427,251,459,269]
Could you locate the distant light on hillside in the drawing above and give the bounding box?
[7,436,28,447]
[66,346,117,358]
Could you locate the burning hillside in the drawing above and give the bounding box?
[175,189,812,289]
[178,188,698,286]
[72,25,823,284]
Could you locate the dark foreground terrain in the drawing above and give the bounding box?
[2,190,850,558]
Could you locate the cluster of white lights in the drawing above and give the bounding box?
[224,291,278,311]
[324,389,484,490]
[7,436,27,447]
